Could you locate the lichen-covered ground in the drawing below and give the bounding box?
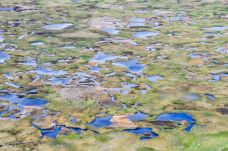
[0,0,228,151]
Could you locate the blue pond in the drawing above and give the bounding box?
[20,57,37,67]
[156,112,195,132]
[133,31,159,39]
[49,77,71,85]
[88,115,112,128]
[31,41,45,46]
[147,75,164,82]
[33,68,67,76]
[90,52,118,64]
[128,18,146,28]
[5,82,21,88]
[0,52,10,64]
[0,7,16,11]
[211,74,221,82]
[40,126,62,138]
[124,127,158,140]
[90,66,100,72]
[39,126,82,138]
[113,60,144,73]
[43,23,73,30]
[0,104,23,119]
[129,18,146,23]
[183,93,200,101]
[0,94,48,107]
[102,28,120,35]
[204,93,216,101]
[0,36,4,42]
[3,73,14,80]
[215,47,227,54]
[207,26,228,31]
[128,111,149,121]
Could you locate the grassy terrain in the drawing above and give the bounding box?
[0,0,228,150]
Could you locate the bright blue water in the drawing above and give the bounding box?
[113,60,144,73]
[88,115,112,128]
[128,111,149,121]
[156,112,195,132]
[124,127,158,140]
[0,94,48,107]
[40,126,62,138]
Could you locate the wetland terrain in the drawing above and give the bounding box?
[0,0,228,151]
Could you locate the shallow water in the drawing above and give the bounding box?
[88,115,112,128]
[147,75,164,82]
[0,0,227,148]
[156,112,195,132]
[90,53,118,64]
[128,111,149,121]
[49,77,71,85]
[0,52,10,64]
[102,28,120,35]
[31,42,45,46]
[32,68,67,76]
[113,60,144,73]
[207,26,228,31]
[0,94,48,107]
[124,127,158,140]
[133,31,159,39]
[0,36,4,42]
[43,23,73,30]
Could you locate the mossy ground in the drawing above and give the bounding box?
[0,0,228,150]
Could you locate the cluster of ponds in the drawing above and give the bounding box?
[0,0,227,142]
[0,92,196,139]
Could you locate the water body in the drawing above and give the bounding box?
[102,28,120,35]
[20,57,37,67]
[5,82,21,88]
[31,42,45,46]
[133,31,159,39]
[127,18,146,28]
[90,52,118,64]
[207,26,228,31]
[32,68,67,76]
[156,112,195,132]
[88,115,112,128]
[182,93,200,101]
[38,126,82,138]
[43,23,73,30]
[0,52,10,64]
[0,94,48,107]
[147,75,164,82]
[0,7,16,11]
[113,60,144,73]
[124,127,158,140]
[0,36,4,42]
[128,111,149,121]
[204,93,216,101]
[49,77,71,86]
